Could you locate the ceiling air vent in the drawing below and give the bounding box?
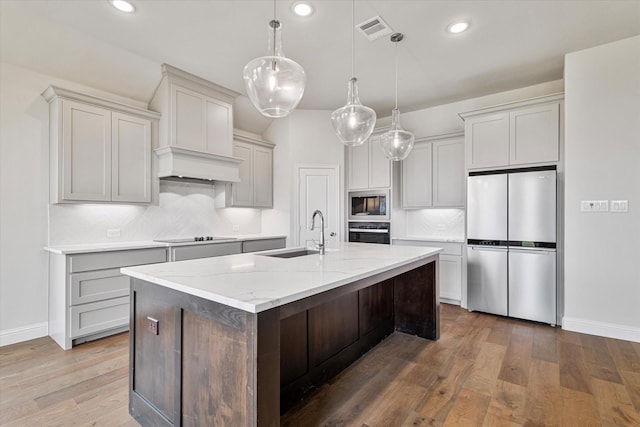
[356,15,393,41]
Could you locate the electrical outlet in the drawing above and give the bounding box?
[611,200,629,212]
[580,200,609,212]
[232,224,240,233]
[147,317,158,335]
[107,228,121,238]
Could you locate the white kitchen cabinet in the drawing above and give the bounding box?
[49,247,168,350]
[347,131,391,190]
[460,93,563,170]
[219,132,275,208]
[43,86,158,204]
[392,239,465,305]
[402,132,464,208]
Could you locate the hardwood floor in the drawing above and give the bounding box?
[1,304,639,426]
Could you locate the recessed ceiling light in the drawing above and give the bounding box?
[110,0,136,13]
[447,21,470,34]
[292,1,314,17]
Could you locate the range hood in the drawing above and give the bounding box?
[155,146,243,183]
[150,63,243,183]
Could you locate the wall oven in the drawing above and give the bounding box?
[348,190,390,221]
[348,222,391,245]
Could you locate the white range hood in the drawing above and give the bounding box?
[155,146,242,182]
[150,64,242,183]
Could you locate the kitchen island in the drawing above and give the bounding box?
[121,242,441,426]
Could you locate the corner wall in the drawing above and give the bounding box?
[563,36,640,342]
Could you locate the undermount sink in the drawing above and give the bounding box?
[260,249,319,259]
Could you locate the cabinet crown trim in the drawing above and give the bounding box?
[155,146,243,164]
[233,133,276,149]
[414,131,464,144]
[159,63,239,102]
[42,86,161,120]
[458,92,564,120]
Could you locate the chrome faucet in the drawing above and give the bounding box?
[310,210,325,255]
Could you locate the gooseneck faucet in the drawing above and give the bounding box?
[310,210,325,255]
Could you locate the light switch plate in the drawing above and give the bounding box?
[580,200,609,212]
[107,228,121,238]
[611,200,629,212]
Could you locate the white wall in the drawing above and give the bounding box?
[563,36,640,342]
[0,62,262,345]
[262,110,345,245]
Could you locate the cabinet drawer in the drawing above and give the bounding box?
[242,238,286,253]
[70,268,129,305]
[393,240,463,256]
[70,296,129,338]
[69,248,167,273]
[171,241,242,261]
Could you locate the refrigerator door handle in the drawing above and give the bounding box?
[468,245,508,251]
[509,247,556,254]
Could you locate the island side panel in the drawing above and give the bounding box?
[129,278,267,426]
[256,308,281,427]
[394,260,440,340]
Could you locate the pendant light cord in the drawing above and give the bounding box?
[351,0,355,78]
[272,0,277,57]
[394,41,398,109]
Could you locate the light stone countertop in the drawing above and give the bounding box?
[121,242,442,314]
[44,235,287,255]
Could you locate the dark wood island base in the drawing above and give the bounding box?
[129,257,438,426]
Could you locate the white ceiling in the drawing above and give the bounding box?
[1,0,639,134]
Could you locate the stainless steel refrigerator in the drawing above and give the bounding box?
[467,167,557,325]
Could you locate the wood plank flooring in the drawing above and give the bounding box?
[1,304,639,426]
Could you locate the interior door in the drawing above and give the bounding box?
[297,166,340,248]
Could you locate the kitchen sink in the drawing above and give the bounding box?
[259,249,319,258]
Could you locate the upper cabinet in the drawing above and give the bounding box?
[402,132,465,209]
[218,131,275,209]
[43,86,160,204]
[150,64,242,182]
[348,130,392,190]
[460,93,563,170]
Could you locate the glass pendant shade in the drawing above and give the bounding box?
[380,108,415,161]
[330,78,377,146]
[243,20,306,118]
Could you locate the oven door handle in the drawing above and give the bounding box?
[348,228,389,233]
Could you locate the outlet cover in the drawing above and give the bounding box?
[147,317,158,335]
[107,228,121,238]
[611,200,629,212]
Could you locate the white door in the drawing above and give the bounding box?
[297,166,340,248]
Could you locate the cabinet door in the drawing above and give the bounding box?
[171,84,205,151]
[465,112,509,169]
[402,142,432,208]
[231,141,254,206]
[433,137,464,207]
[62,100,111,201]
[253,146,273,208]
[111,112,151,203]
[510,103,560,165]
[368,135,391,188]
[439,255,462,302]
[348,142,369,190]
[204,97,233,156]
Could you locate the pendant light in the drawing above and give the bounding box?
[330,0,376,146]
[379,33,415,161]
[243,0,306,118]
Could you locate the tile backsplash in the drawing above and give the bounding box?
[404,209,465,240]
[48,180,262,245]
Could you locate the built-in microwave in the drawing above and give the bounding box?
[348,190,390,221]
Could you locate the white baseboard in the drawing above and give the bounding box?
[0,322,48,347]
[562,317,640,343]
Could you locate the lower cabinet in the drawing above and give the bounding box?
[170,241,242,261]
[48,247,168,350]
[242,237,286,253]
[392,239,465,305]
